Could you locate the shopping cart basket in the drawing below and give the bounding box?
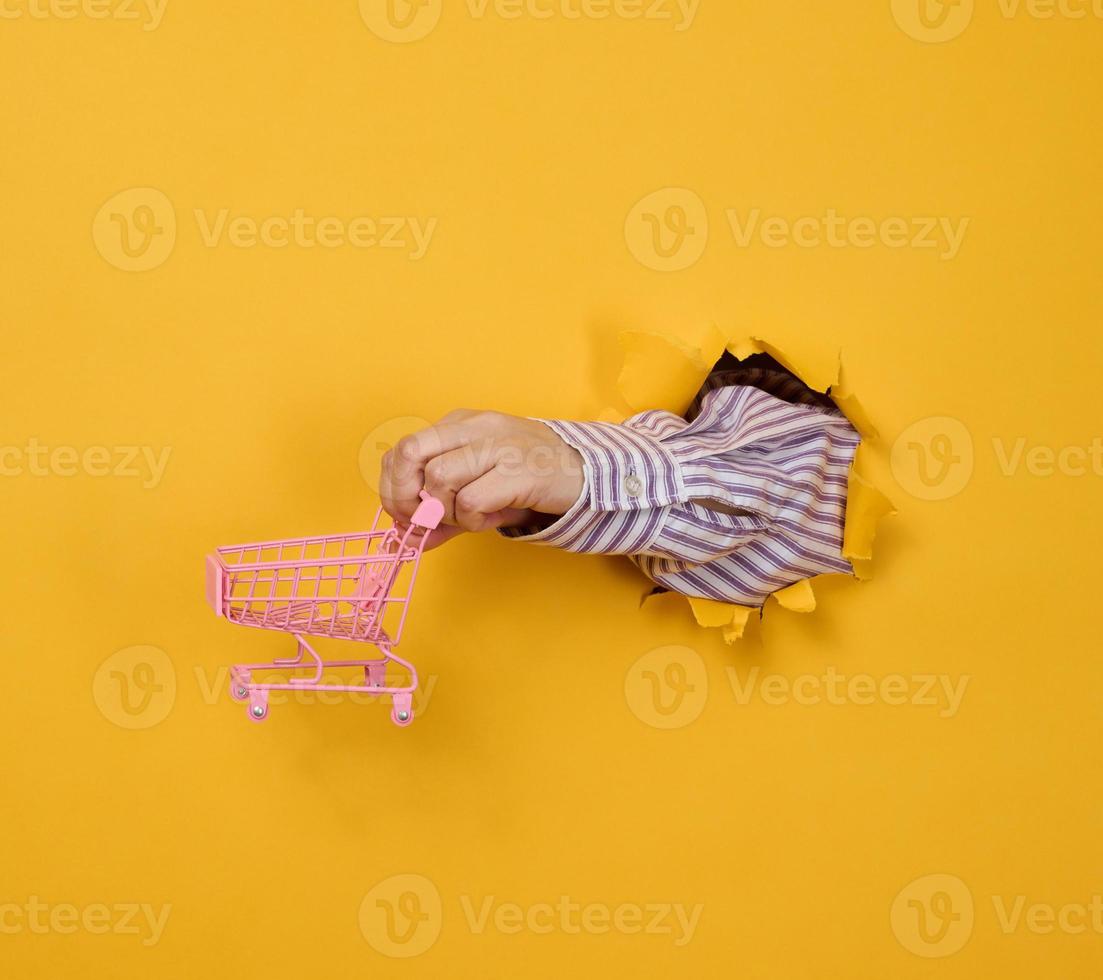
[205,491,444,726]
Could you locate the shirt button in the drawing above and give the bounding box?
[624,474,643,497]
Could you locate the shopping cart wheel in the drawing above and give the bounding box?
[390,693,413,727]
[248,693,269,723]
[390,706,414,727]
[230,667,251,702]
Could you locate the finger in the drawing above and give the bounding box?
[454,467,536,533]
[423,439,502,525]
[379,416,492,521]
[381,412,510,521]
[394,520,466,552]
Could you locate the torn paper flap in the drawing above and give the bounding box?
[722,608,754,645]
[843,453,896,563]
[726,335,840,394]
[830,362,879,441]
[771,578,817,613]
[688,596,755,644]
[688,596,740,627]
[618,325,726,414]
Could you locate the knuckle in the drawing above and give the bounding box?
[394,436,421,466]
[498,444,524,475]
[424,457,446,486]
[454,486,480,515]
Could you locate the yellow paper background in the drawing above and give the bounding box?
[2,3,1102,977]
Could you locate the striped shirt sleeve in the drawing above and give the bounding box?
[498,368,861,607]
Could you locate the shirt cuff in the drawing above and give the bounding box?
[495,417,686,555]
[496,477,605,550]
[536,418,686,512]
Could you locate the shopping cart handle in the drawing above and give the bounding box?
[410,490,445,530]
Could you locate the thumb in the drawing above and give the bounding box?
[396,520,466,551]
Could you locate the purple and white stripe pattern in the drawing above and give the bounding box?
[500,367,861,606]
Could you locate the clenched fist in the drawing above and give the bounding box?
[379,410,584,548]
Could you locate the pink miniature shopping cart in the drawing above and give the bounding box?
[205,491,444,727]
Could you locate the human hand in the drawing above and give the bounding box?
[379,410,585,547]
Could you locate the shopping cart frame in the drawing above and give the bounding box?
[205,491,444,727]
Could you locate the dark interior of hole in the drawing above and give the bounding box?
[710,350,839,412]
